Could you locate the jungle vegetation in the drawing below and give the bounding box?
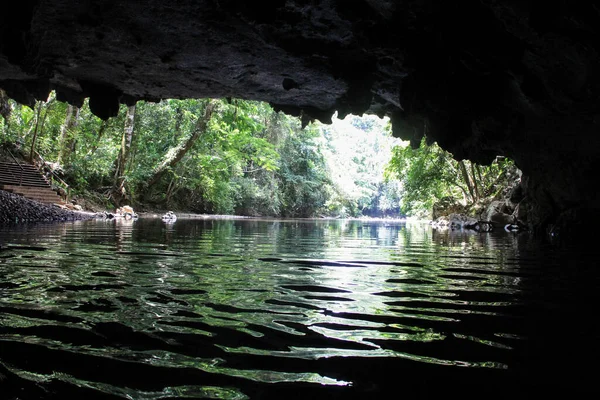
[0,90,518,218]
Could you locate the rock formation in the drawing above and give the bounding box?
[2,1,599,237]
[0,190,94,223]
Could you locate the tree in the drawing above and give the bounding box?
[5,91,449,218]
[28,94,56,161]
[385,136,518,218]
[111,103,136,205]
[318,114,401,217]
[146,99,217,188]
[0,89,10,127]
[277,122,330,217]
[57,104,80,165]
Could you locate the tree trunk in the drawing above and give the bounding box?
[146,99,217,188]
[458,160,476,203]
[165,177,177,206]
[28,94,56,162]
[57,104,80,165]
[28,101,44,162]
[475,164,484,187]
[87,119,110,155]
[469,161,480,201]
[0,89,11,127]
[112,104,136,205]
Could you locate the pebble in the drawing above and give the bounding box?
[0,190,95,224]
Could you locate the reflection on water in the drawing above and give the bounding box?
[0,218,597,398]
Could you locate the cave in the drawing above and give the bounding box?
[2,0,599,237]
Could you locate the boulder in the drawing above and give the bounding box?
[485,201,516,228]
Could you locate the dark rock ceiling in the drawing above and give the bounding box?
[1,0,599,235]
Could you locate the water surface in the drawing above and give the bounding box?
[0,218,596,398]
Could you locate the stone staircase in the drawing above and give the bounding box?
[0,160,65,205]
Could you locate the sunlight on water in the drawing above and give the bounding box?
[1,218,597,398]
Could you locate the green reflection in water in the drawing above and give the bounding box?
[221,345,508,369]
[7,365,249,400]
[0,218,531,396]
[141,350,352,387]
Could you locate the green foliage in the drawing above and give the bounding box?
[385,136,518,218]
[385,138,453,217]
[66,102,124,189]
[2,102,35,143]
[320,114,402,217]
[275,122,330,217]
[8,89,516,219]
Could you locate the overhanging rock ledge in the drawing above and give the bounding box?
[2,1,599,237]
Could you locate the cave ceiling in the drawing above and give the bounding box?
[2,0,600,231]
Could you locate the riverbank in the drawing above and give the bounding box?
[1,189,409,225]
[0,190,96,224]
[1,187,423,225]
[136,212,254,220]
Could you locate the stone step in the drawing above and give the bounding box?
[0,171,46,179]
[7,194,65,206]
[0,162,45,171]
[0,161,52,188]
[0,167,49,176]
[2,185,58,194]
[0,178,51,187]
[11,192,62,201]
[0,165,42,173]
[22,196,65,203]
[0,193,65,205]
[1,183,65,205]
[3,187,61,196]
[30,198,66,205]
[0,184,54,193]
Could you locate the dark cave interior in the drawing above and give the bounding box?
[2,0,599,236]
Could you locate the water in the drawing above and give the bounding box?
[0,218,597,399]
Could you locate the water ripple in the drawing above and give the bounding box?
[1,219,595,397]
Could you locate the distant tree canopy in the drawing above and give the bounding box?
[0,92,518,218]
[0,94,406,217]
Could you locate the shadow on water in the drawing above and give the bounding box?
[1,218,598,398]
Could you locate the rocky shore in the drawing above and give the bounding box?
[0,190,96,224]
[429,175,529,234]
